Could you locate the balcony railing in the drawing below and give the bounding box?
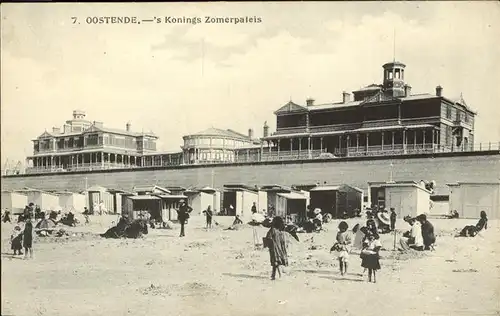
[18,142,500,175]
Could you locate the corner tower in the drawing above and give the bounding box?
[382,61,406,98]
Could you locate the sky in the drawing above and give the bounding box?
[1,2,500,167]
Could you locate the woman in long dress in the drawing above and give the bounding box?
[265,216,288,280]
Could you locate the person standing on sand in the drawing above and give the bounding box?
[176,200,193,237]
[390,208,397,231]
[23,218,34,260]
[264,216,288,280]
[203,205,213,229]
[360,230,382,283]
[11,225,23,255]
[331,221,352,276]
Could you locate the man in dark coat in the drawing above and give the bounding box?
[177,200,193,237]
[417,214,436,250]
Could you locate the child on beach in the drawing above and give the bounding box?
[331,221,352,276]
[11,225,23,255]
[23,218,34,260]
[360,231,382,283]
[264,216,288,280]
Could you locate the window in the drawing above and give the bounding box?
[464,113,469,123]
[446,105,452,119]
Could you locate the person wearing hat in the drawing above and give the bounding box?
[176,200,193,237]
[376,211,391,234]
[399,216,424,251]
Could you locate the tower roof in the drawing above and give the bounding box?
[383,61,406,68]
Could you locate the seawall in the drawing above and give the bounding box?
[2,152,500,195]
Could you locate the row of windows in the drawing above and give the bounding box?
[278,103,473,129]
[184,137,250,148]
[35,134,157,152]
[443,105,472,124]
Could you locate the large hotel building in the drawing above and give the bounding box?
[25,60,477,174]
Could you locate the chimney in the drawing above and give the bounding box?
[248,128,254,139]
[126,121,131,132]
[52,127,61,134]
[342,91,351,103]
[263,121,269,138]
[63,124,71,133]
[436,85,443,97]
[306,98,315,106]
[404,84,412,97]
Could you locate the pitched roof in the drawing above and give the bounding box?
[308,100,362,111]
[82,124,157,138]
[38,131,54,138]
[353,84,383,92]
[188,127,251,140]
[274,101,308,115]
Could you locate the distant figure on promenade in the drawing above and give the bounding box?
[203,205,213,229]
[390,208,397,231]
[176,200,193,237]
[416,214,436,250]
[458,211,488,237]
[23,218,34,260]
[264,216,288,280]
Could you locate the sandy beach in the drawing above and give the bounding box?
[1,215,499,316]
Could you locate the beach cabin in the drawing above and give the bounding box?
[107,189,135,215]
[85,185,114,214]
[368,181,432,218]
[308,184,363,218]
[57,191,86,212]
[447,182,500,219]
[429,195,450,216]
[260,185,299,216]
[275,191,308,224]
[151,193,188,221]
[222,184,259,219]
[14,188,60,211]
[184,187,221,215]
[1,191,28,214]
[123,195,162,221]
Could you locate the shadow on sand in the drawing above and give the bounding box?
[319,275,365,282]
[1,252,25,260]
[222,273,269,280]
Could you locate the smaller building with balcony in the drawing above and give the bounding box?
[181,127,262,164]
[26,110,159,173]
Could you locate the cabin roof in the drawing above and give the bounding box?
[277,192,307,200]
[132,185,171,194]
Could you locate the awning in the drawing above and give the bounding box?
[277,192,307,200]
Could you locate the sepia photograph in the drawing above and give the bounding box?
[1,2,499,315]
